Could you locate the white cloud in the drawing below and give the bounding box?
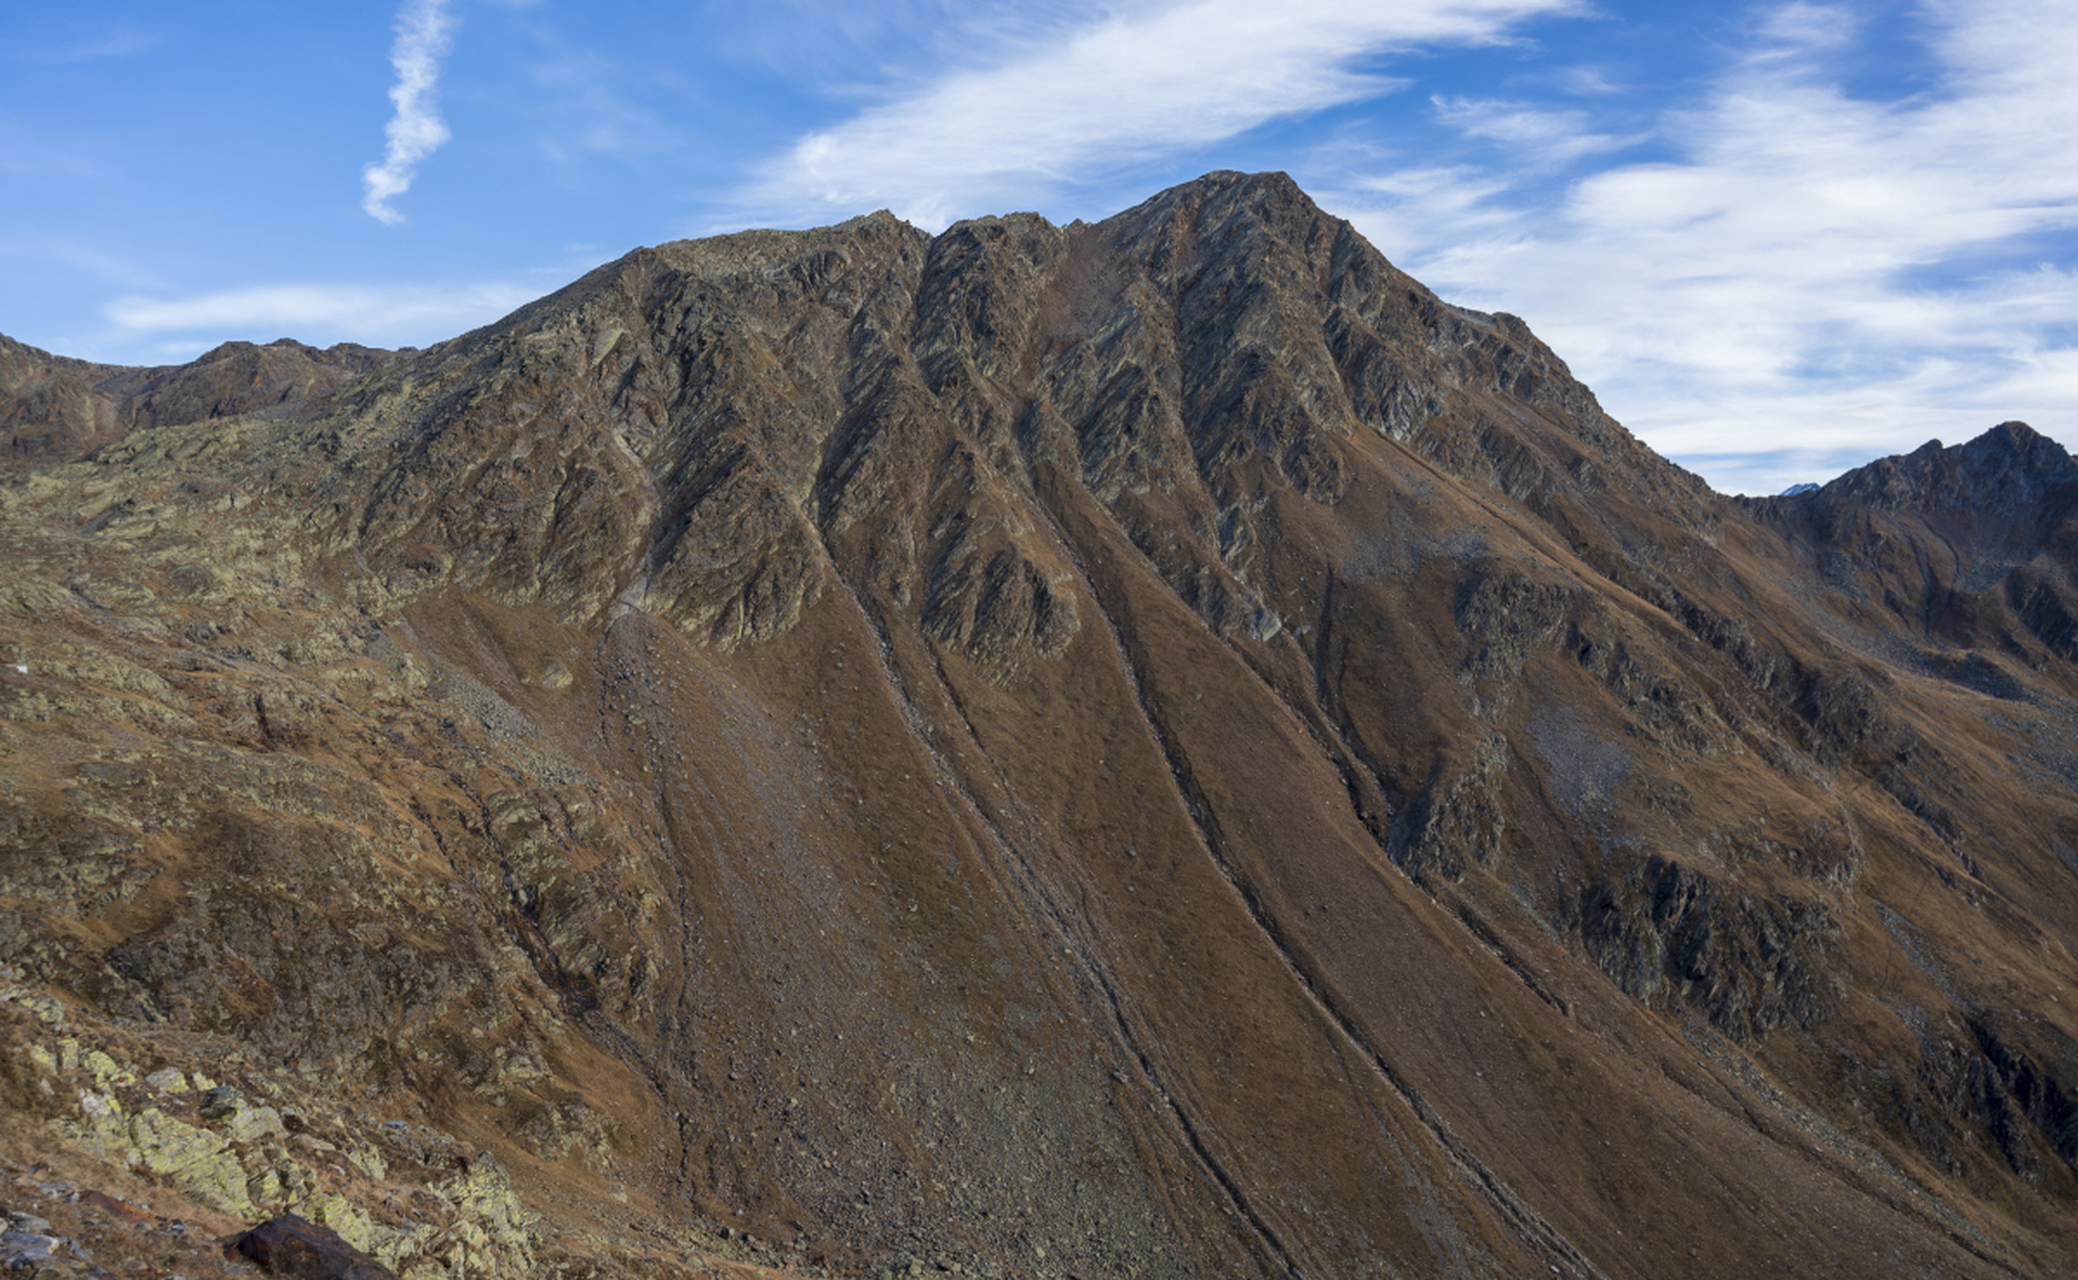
[1429,96,1637,165]
[105,281,540,350]
[363,0,460,225]
[1323,0,2078,494]
[1750,1,1860,55]
[740,0,1579,228]
[1552,65,1622,97]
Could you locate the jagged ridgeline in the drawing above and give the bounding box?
[3,171,2078,1280]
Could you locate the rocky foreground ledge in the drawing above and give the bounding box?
[0,972,809,1278]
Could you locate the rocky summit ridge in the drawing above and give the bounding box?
[3,170,2078,1279]
[2,334,413,469]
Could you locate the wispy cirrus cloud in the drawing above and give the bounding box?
[523,47,674,165]
[1323,0,2078,494]
[363,0,461,225]
[105,280,541,353]
[739,0,1581,228]
[1427,96,1638,166]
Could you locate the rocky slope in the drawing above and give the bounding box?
[1,334,411,468]
[3,170,2078,1278]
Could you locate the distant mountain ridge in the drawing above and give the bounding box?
[0,332,412,466]
[1739,421,2078,658]
[2,171,2077,1280]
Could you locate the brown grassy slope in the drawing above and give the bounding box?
[3,171,2077,1278]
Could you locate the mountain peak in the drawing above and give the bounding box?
[1965,417,2063,467]
[4,173,2078,1280]
[1810,418,2078,516]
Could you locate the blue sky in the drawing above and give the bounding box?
[3,1,2073,494]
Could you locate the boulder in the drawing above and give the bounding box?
[226,1214,398,1280]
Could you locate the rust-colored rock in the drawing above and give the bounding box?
[75,1189,151,1225]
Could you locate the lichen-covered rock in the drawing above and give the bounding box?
[63,1090,258,1217]
[427,1157,535,1277]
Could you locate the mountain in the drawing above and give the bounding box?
[3,170,2077,1280]
[2,334,412,467]
[1741,422,2078,669]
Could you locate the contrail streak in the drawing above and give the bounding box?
[362,0,458,225]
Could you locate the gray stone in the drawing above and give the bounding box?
[0,1230,62,1266]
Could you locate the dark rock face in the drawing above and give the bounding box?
[4,171,2078,1278]
[229,1215,398,1280]
[1741,421,2078,659]
[1580,855,1840,1041]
